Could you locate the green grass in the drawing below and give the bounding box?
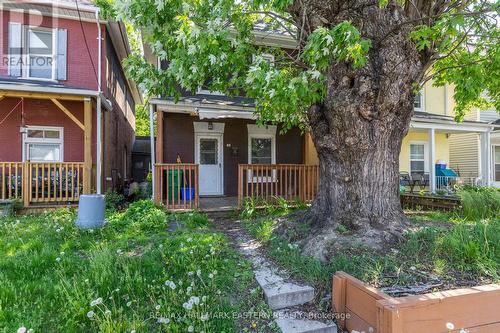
[0,200,267,333]
[458,187,500,220]
[243,211,500,300]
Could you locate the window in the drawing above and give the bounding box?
[409,143,426,173]
[26,27,56,80]
[8,22,66,80]
[23,126,63,162]
[251,138,272,164]
[414,91,424,111]
[199,138,218,164]
[247,124,276,182]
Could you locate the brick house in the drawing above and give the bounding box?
[0,1,141,206]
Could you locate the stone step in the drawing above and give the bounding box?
[275,317,338,333]
[254,268,315,310]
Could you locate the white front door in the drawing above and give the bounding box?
[196,134,223,195]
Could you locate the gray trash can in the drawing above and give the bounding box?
[76,194,106,229]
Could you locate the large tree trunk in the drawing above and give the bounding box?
[287,0,434,257]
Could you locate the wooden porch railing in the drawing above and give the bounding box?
[27,162,84,204]
[154,164,199,210]
[0,162,84,205]
[238,164,320,206]
[0,162,24,202]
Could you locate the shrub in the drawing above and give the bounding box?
[2,198,23,216]
[458,187,500,220]
[105,190,125,212]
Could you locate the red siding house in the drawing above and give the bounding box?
[0,1,141,207]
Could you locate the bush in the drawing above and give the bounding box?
[105,190,125,212]
[2,198,23,216]
[458,186,500,220]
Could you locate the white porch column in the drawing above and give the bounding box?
[480,131,492,186]
[428,128,436,193]
[149,104,156,199]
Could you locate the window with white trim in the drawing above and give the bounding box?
[409,143,426,173]
[414,91,424,111]
[23,126,63,162]
[25,27,56,80]
[247,124,276,182]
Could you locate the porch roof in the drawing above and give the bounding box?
[0,78,112,110]
[411,111,496,133]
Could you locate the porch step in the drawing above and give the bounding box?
[275,310,337,333]
[254,267,315,310]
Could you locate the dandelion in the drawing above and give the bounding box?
[56,228,61,233]
[208,273,214,279]
[90,297,103,306]
[27,329,33,333]
[446,323,455,330]
[155,304,161,310]
[183,302,193,310]
[60,251,65,256]
[196,269,201,276]
[126,301,132,307]
[87,311,95,318]
[55,257,61,262]
[104,309,111,316]
[84,279,89,283]
[17,327,27,333]
[165,280,176,290]
[116,249,123,254]
[131,330,136,333]
[188,271,194,276]
[188,325,194,332]
[202,296,207,302]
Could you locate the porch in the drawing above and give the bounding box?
[0,86,107,207]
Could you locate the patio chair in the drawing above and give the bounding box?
[400,172,411,186]
[411,172,429,190]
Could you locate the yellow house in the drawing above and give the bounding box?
[305,80,496,192]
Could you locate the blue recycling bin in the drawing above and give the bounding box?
[180,187,195,201]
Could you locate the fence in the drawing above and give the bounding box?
[154,164,199,210]
[0,162,84,205]
[238,164,320,205]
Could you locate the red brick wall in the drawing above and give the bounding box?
[0,97,97,163]
[0,9,102,90]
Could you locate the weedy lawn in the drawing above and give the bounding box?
[240,195,500,300]
[0,200,272,333]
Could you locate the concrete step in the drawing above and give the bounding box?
[254,268,315,310]
[275,317,337,333]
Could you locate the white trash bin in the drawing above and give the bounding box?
[76,194,106,229]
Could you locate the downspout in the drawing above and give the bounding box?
[149,104,156,200]
[95,8,103,194]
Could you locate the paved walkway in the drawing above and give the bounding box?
[209,212,337,333]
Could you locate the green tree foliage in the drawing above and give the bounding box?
[104,0,499,127]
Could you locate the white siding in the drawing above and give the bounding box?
[449,133,480,177]
[480,109,499,123]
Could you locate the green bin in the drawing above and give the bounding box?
[167,169,183,203]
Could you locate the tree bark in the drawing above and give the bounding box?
[289,0,435,235]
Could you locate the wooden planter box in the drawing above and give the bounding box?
[332,272,500,333]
